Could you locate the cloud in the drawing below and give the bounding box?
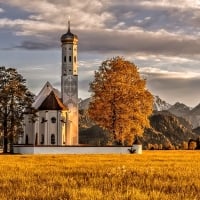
[1,0,200,106]
[146,75,200,107]
[15,41,57,50]
[79,29,200,57]
[140,66,200,78]
[0,8,4,13]
[1,0,200,58]
[136,66,200,107]
[0,0,111,29]
[139,0,200,9]
[7,27,200,59]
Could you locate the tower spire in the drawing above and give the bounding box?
[68,16,71,33]
[61,15,78,145]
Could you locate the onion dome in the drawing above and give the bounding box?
[61,20,78,44]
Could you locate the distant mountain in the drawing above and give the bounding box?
[192,127,200,135]
[149,111,195,146]
[79,95,171,112]
[153,96,171,111]
[78,97,197,148]
[79,111,197,149]
[190,103,200,115]
[167,102,200,129]
[168,102,191,117]
[187,104,200,128]
[79,98,91,110]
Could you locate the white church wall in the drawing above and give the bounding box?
[23,110,68,146]
[34,118,39,145]
[39,111,46,145]
[60,111,67,145]
[23,114,34,144]
[37,110,68,146]
[47,110,58,145]
[13,146,138,154]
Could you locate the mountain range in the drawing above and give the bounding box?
[78,96,200,149]
[153,96,200,129]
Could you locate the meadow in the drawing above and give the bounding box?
[0,151,199,200]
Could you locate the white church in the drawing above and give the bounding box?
[18,21,79,147]
[14,21,141,154]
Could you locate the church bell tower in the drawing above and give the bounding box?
[60,20,78,145]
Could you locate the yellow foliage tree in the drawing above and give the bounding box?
[88,57,153,145]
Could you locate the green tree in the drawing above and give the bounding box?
[88,57,153,145]
[0,67,34,153]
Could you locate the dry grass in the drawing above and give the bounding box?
[0,151,199,200]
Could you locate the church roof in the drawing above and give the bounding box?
[33,81,53,109]
[38,91,67,110]
[33,81,64,110]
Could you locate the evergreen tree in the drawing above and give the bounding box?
[88,57,153,145]
[0,67,34,153]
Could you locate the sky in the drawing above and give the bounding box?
[0,0,200,107]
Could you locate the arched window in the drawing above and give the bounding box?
[41,134,44,144]
[25,135,28,145]
[35,133,38,145]
[41,118,47,123]
[69,56,71,62]
[51,134,55,145]
[64,56,66,62]
[51,117,56,123]
[74,56,76,63]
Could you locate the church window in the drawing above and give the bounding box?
[19,132,23,137]
[41,118,47,123]
[69,47,71,50]
[41,134,44,144]
[35,133,38,145]
[51,117,56,123]
[64,56,66,62]
[51,134,55,144]
[25,135,28,145]
[69,56,72,62]
[74,56,76,63]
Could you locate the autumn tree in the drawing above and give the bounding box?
[88,57,153,145]
[0,67,34,153]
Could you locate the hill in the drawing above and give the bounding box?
[168,102,191,117]
[79,98,197,149]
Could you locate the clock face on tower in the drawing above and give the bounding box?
[64,75,77,97]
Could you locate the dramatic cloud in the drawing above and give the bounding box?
[146,75,200,107]
[0,0,200,106]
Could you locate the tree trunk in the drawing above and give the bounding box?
[9,134,14,154]
[3,120,8,153]
[10,96,14,154]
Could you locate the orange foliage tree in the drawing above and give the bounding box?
[88,57,153,145]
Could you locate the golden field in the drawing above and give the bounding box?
[0,151,199,200]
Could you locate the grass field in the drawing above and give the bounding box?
[0,151,199,200]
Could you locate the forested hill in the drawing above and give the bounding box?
[141,111,196,149]
[79,108,197,149]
